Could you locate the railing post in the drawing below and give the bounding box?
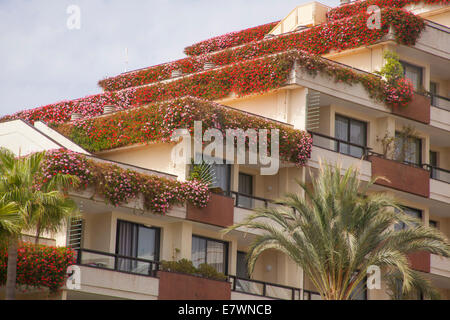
[235,193,239,207]
[148,262,153,276]
[262,283,266,297]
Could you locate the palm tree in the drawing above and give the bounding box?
[225,161,450,300]
[0,199,20,239]
[0,148,78,300]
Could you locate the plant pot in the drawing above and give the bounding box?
[203,62,216,70]
[171,69,183,78]
[70,113,82,121]
[103,105,116,114]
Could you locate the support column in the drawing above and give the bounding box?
[164,221,193,261]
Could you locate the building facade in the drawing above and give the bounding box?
[0,0,449,300]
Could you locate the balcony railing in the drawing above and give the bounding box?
[430,94,450,112]
[309,131,371,159]
[76,248,161,277]
[425,19,450,35]
[229,275,321,300]
[423,164,450,184]
[227,191,290,212]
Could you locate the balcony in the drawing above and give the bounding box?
[76,248,161,277]
[308,132,372,182]
[72,249,325,300]
[431,94,450,112]
[186,192,235,228]
[229,276,321,300]
[159,271,231,300]
[391,93,431,124]
[409,252,450,280]
[415,20,450,61]
[424,165,450,205]
[368,154,430,198]
[72,249,231,300]
[430,94,450,131]
[65,249,161,299]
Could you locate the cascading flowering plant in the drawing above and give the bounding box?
[0,6,427,126]
[184,21,280,56]
[39,149,210,213]
[326,0,449,22]
[0,243,76,293]
[97,7,424,92]
[53,97,313,167]
[384,77,415,108]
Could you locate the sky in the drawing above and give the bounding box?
[0,0,340,117]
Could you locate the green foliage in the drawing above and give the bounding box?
[385,269,441,300]
[225,160,450,300]
[197,263,228,281]
[161,259,227,281]
[161,259,197,275]
[377,51,404,84]
[0,148,79,241]
[189,160,217,188]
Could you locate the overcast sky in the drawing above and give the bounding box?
[0,0,340,117]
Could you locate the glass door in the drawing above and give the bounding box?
[116,220,160,275]
[238,173,254,209]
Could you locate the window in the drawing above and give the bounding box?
[335,115,367,158]
[430,151,440,180]
[236,251,250,279]
[235,251,253,293]
[430,82,438,107]
[116,220,160,274]
[238,173,254,209]
[394,132,422,166]
[395,207,422,231]
[67,217,84,250]
[192,235,228,274]
[211,162,231,193]
[350,277,367,300]
[429,220,438,229]
[400,61,423,91]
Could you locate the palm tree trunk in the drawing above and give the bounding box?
[5,237,18,300]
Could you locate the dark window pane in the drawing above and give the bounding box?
[401,62,423,90]
[430,82,438,107]
[192,236,207,268]
[238,173,253,209]
[395,207,422,231]
[236,252,249,279]
[138,227,157,260]
[335,115,366,157]
[192,236,228,274]
[116,221,160,275]
[429,220,438,229]
[212,163,231,193]
[207,240,226,273]
[394,132,421,165]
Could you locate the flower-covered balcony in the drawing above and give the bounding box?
[41,149,210,218]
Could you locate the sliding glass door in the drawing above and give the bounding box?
[191,235,228,274]
[116,220,160,275]
[335,115,367,158]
